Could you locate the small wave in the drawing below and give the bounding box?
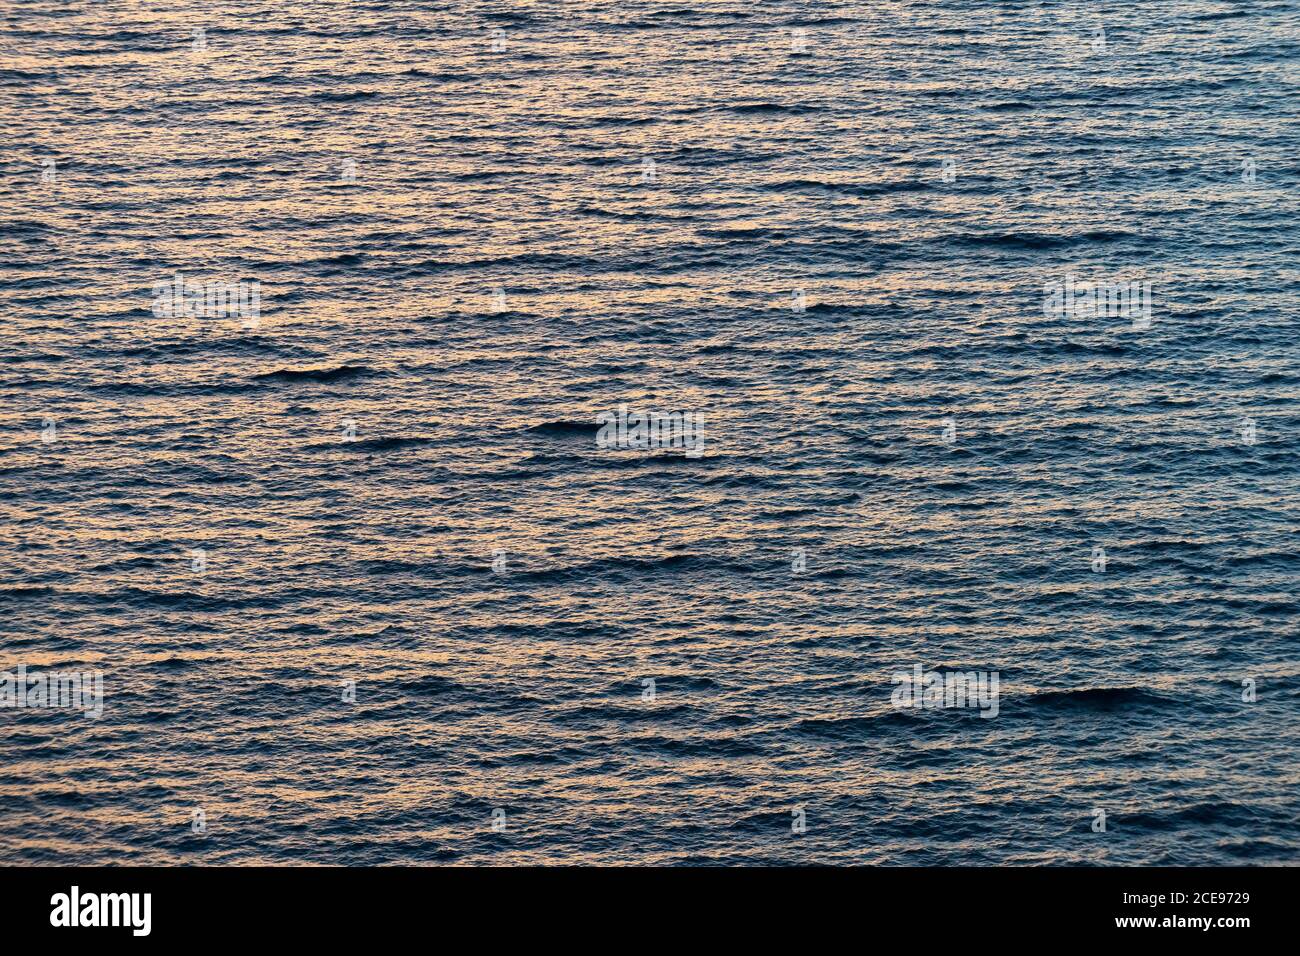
[1217,837,1293,860]
[1126,801,1268,832]
[345,437,436,452]
[253,365,370,383]
[792,711,920,738]
[554,703,692,723]
[945,230,1136,250]
[401,68,464,82]
[761,178,933,198]
[0,586,55,600]
[149,657,197,670]
[1025,686,1171,711]
[311,90,381,102]
[727,102,820,115]
[525,420,596,437]
[398,675,465,695]
[629,734,766,758]
[700,226,791,240]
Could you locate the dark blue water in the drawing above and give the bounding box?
[1,0,1297,864]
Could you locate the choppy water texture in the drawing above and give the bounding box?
[1,0,1298,865]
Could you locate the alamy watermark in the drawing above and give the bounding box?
[891,664,1000,718]
[596,403,705,457]
[151,274,261,327]
[50,886,150,936]
[1,664,103,719]
[1043,275,1153,329]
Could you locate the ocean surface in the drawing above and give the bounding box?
[1,0,1298,865]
